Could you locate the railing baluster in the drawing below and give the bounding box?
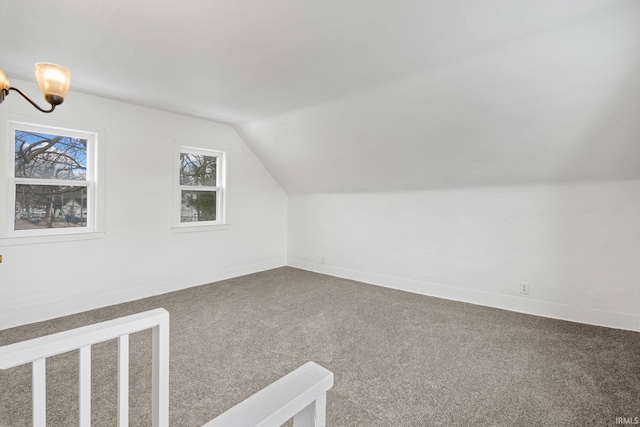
[152,320,169,427]
[293,394,326,427]
[118,334,129,427]
[79,345,91,426]
[32,358,46,427]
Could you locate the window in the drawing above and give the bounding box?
[175,147,226,228]
[6,121,102,237]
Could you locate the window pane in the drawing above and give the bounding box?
[15,185,88,230]
[180,153,216,186]
[181,190,216,222]
[15,130,87,180]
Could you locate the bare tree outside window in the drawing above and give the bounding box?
[15,131,87,180]
[179,153,216,186]
[179,152,218,223]
[13,130,89,230]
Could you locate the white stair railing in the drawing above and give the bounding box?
[0,308,170,427]
[0,308,334,427]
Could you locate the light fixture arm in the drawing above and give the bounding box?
[8,87,56,113]
[0,63,70,114]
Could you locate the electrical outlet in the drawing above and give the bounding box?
[320,257,325,265]
[519,282,529,295]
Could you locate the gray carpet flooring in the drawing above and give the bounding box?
[1,267,639,426]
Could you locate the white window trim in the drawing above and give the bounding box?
[1,116,105,243]
[172,145,227,231]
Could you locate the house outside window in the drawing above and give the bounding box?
[175,146,226,229]
[5,121,102,237]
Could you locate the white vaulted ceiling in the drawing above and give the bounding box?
[2,0,639,193]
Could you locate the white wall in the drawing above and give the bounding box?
[2,83,638,334]
[288,180,640,331]
[0,80,287,330]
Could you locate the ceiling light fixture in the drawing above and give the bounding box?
[0,63,71,113]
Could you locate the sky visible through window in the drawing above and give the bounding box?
[15,131,87,180]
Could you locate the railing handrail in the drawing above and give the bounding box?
[203,361,333,427]
[0,308,168,369]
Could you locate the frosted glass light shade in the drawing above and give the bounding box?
[35,63,70,104]
[0,68,10,91]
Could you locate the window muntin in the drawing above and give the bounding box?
[176,147,225,227]
[8,122,98,236]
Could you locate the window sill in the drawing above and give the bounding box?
[171,223,230,234]
[0,231,106,247]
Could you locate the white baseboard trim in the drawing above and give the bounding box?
[0,258,286,331]
[288,258,640,332]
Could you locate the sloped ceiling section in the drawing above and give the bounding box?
[235,1,640,193]
[2,0,639,194]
